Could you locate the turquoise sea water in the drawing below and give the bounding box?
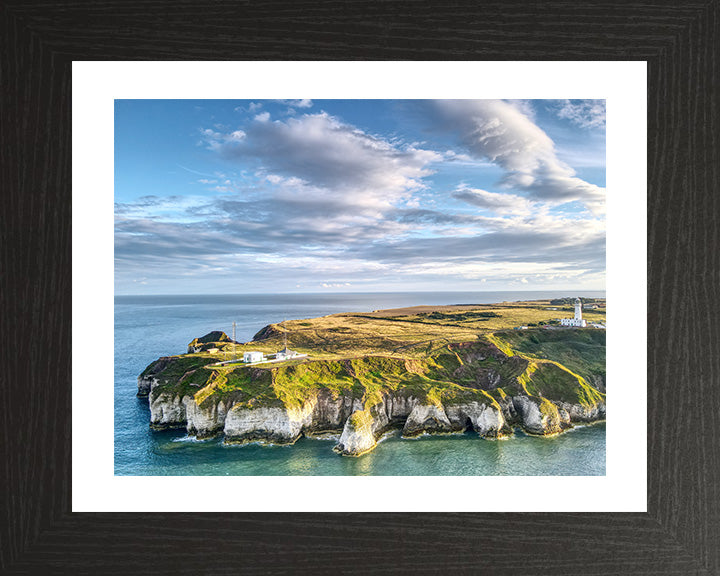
[115,291,606,476]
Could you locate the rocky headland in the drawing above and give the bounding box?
[137,302,606,456]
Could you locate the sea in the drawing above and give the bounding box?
[114,291,606,476]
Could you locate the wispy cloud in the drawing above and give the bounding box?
[273,99,313,108]
[452,187,534,216]
[425,100,606,214]
[200,128,246,151]
[554,99,606,129]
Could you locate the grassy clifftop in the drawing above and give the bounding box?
[141,300,606,421]
[213,299,607,361]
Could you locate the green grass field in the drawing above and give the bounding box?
[144,300,606,413]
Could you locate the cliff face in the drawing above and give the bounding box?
[149,391,188,429]
[139,330,606,456]
[146,384,596,456]
[148,386,515,455]
[137,357,173,396]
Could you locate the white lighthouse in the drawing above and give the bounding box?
[560,297,587,327]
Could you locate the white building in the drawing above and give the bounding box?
[243,351,265,363]
[560,298,587,327]
[275,347,300,361]
[274,324,308,361]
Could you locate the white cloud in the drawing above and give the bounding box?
[274,99,313,108]
[207,112,441,214]
[429,100,605,214]
[555,99,606,129]
[506,99,536,119]
[200,128,245,151]
[234,102,263,113]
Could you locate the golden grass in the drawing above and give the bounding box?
[234,300,601,358]
[147,299,606,415]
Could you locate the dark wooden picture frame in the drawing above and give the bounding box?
[2,2,718,574]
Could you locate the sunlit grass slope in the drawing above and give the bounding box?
[143,300,606,416]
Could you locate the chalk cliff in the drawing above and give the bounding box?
[138,328,605,456]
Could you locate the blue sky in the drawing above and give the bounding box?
[115,99,606,294]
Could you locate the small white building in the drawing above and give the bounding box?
[275,347,300,361]
[560,298,587,327]
[243,351,265,363]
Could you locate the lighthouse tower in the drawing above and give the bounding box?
[560,297,587,327]
[574,298,583,321]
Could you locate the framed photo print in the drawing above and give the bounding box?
[2,2,718,574]
[74,62,645,515]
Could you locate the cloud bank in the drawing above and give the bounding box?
[115,100,605,293]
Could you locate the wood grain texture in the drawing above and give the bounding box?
[1,1,718,574]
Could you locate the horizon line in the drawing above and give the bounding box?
[115,289,607,297]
